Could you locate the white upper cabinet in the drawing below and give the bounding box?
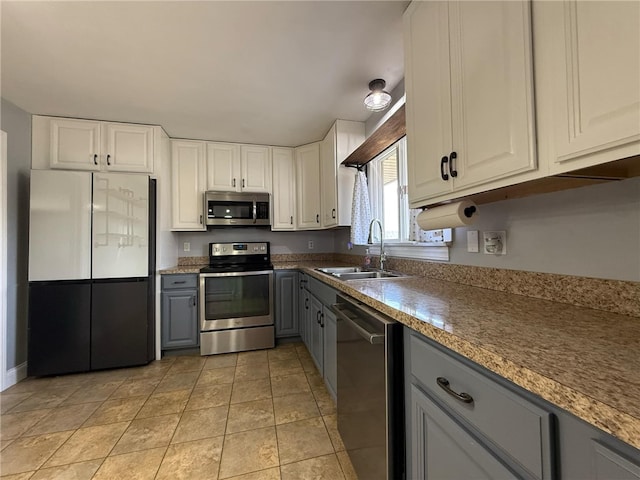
[405,1,536,207]
[241,145,272,193]
[295,142,321,230]
[535,1,640,173]
[35,116,155,173]
[171,139,206,231]
[271,147,296,231]
[205,143,271,193]
[320,120,365,229]
[206,142,241,191]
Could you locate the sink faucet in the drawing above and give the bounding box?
[367,219,386,272]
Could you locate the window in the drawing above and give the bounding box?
[367,137,451,260]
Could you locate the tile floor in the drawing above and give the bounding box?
[0,343,358,479]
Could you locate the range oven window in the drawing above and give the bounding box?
[203,274,271,321]
[207,201,253,220]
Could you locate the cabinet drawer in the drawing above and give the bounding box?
[409,332,554,480]
[162,274,198,290]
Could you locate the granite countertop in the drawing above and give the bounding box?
[160,261,640,448]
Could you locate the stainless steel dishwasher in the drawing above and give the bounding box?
[331,293,404,480]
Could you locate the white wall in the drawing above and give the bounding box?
[177,228,336,257]
[335,177,640,282]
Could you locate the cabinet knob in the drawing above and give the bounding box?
[440,156,449,181]
[106,154,111,166]
[449,151,458,178]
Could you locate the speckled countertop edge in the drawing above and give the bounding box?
[159,260,640,449]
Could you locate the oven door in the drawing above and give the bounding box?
[199,270,273,331]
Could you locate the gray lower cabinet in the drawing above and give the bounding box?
[161,274,199,350]
[410,383,516,479]
[299,273,310,348]
[322,307,337,399]
[275,270,299,338]
[308,293,324,372]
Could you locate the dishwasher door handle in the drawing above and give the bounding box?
[331,303,384,345]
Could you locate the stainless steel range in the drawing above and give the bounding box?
[199,242,274,355]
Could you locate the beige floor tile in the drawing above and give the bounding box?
[226,399,274,434]
[135,390,190,419]
[7,388,77,414]
[304,370,325,392]
[336,450,358,480]
[312,388,336,416]
[167,356,206,374]
[125,365,171,381]
[23,403,100,437]
[230,379,272,405]
[185,383,232,411]
[226,467,281,480]
[276,417,334,465]
[110,414,179,455]
[0,431,73,475]
[203,353,238,370]
[153,371,199,393]
[171,405,228,444]
[109,378,160,399]
[29,459,103,480]
[322,414,345,452]
[92,447,165,480]
[299,356,317,373]
[196,367,236,387]
[267,348,298,363]
[268,359,303,378]
[0,472,35,480]
[82,396,147,427]
[234,363,269,382]
[236,350,268,366]
[81,369,132,386]
[1,438,15,451]
[280,454,346,480]
[218,427,278,479]
[60,382,123,406]
[0,409,51,440]
[156,436,223,480]
[271,374,311,398]
[1,393,34,415]
[272,392,320,425]
[44,422,129,467]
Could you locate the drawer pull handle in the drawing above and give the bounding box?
[449,151,458,177]
[436,377,473,404]
[173,281,187,284]
[440,156,449,181]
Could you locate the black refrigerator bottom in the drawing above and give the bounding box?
[28,278,150,376]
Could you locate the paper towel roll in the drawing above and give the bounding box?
[416,201,479,230]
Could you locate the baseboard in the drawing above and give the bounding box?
[2,361,27,391]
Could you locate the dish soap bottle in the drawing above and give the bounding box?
[364,248,371,269]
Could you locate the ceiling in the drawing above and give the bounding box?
[1,1,408,147]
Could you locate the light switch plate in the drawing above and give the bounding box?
[467,231,479,252]
[183,242,190,252]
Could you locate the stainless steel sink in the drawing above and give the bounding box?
[332,271,401,280]
[316,267,364,274]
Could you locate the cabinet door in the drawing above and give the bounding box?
[241,145,271,192]
[323,306,337,400]
[320,125,338,228]
[449,1,536,190]
[50,118,102,171]
[404,1,453,206]
[546,1,640,171]
[161,290,199,349]
[295,142,322,229]
[309,294,324,374]
[206,142,241,192]
[271,147,296,230]
[410,384,517,480]
[275,271,299,338]
[299,280,310,350]
[171,140,206,231]
[334,120,365,226]
[103,123,154,173]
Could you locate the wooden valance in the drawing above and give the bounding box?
[342,104,406,167]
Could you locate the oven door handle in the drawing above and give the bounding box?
[200,270,273,278]
[330,303,384,345]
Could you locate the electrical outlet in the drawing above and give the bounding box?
[467,231,479,252]
[308,240,314,250]
[183,242,190,252]
[483,231,506,255]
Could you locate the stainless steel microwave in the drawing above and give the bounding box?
[204,191,270,227]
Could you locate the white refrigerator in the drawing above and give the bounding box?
[28,170,154,375]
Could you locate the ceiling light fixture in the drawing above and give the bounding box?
[364,79,392,112]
